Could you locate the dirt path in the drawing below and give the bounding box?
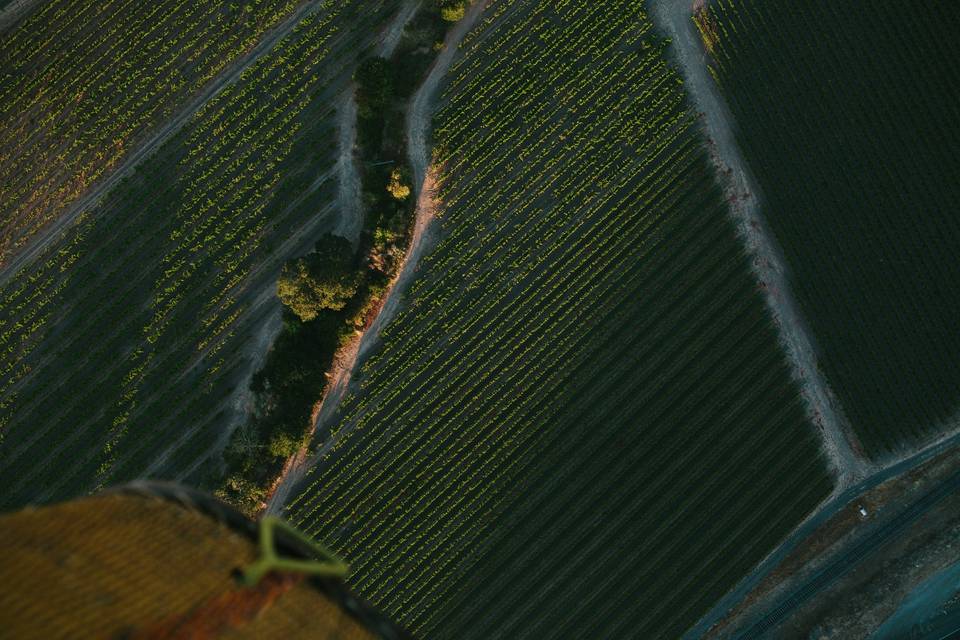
[266,1,488,515]
[333,92,363,243]
[0,0,43,33]
[334,1,421,245]
[142,303,282,478]
[0,0,324,288]
[651,0,870,487]
[406,1,488,187]
[377,0,420,58]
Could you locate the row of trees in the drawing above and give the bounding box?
[219,0,459,514]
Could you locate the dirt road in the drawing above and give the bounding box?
[266,1,489,515]
[334,1,421,244]
[0,0,43,33]
[650,0,869,486]
[333,92,363,243]
[406,1,488,187]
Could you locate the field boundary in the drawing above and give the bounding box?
[650,0,870,486]
[266,0,489,514]
[0,0,322,287]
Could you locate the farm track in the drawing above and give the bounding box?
[266,0,488,515]
[650,0,869,486]
[0,174,337,489]
[278,1,843,636]
[0,0,322,288]
[0,161,334,412]
[334,1,421,245]
[140,201,343,481]
[1,3,408,504]
[11,109,364,499]
[143,301,282,478]
[0,0,43,33]
[658,1,960,635]
[175,3,424,470]
[333,91,363,243]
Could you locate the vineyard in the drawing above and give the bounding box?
[702,0,960,457]
[285,0,834,637]
[0,0,310,269]
[0,0,403,508]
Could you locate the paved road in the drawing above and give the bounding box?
[684,425,960,639]
[731,466,960,638]
[912,608,960,640]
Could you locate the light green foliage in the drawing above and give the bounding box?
[386,168,411,201]
[277,233,359,321]
[437,0,466,21]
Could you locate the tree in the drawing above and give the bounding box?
[437,0,466,22]
[386,167,411,200]
[277,234,359,322]
[268,431,302,458]
[354,57,394,119]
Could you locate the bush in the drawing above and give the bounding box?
[354,57,394,119]
[387,167,412,200]
[277,234,360,321]
[437,0,466,22]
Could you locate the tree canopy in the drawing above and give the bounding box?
[354,57,394,119]
[277,234,359,321]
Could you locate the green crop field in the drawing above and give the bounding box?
[0,0,307,266]
[0,0,401,508]
[702,0,960,457]
[286,0,834,637]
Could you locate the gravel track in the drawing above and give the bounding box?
[0,0,44,33]
[267,0,489,515]
[333,92,363,243]
[651,0,869,486]
[143,303,282,478]
[647,1,960,637]
[334,1,422,244]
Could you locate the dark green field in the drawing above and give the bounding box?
[0,0,400,508]
[705,0,960,457]
[286,0,834,637]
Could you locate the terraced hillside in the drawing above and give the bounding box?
[0,0,402,508]
[286,1,834,637]
[702,0,960,457]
